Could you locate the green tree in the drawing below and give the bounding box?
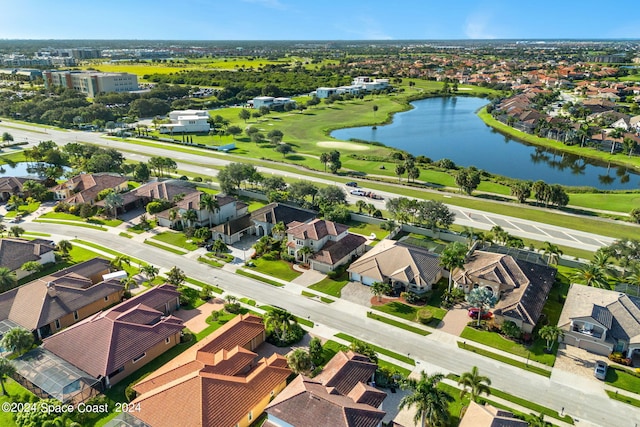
[9,226,24,238]
[319,152,330,172]
[297,245,314,263]
[542,241,563,265]
[166,266,186,286]
[20,261,42,275]
[349,340,378,364]
[355,199,367,214]
[308,337,323,366]
[458,366,491,403]
[440,241,467,291]
[510,182,532,203]
[371,281,391,302]
[538,325,565,352]
[238,108,251,123]
[110,255,131,271]
[275,143,293,157]
[395,164,406,182]
[0,358,16,396]
[140,264,159,282]
[56,240,73,256]
[287,348,313,375]
[467,287,497,326]
[571,263,610,289]
[0,267,17,292]
[1,132,14,143]
[455,167,481,195]
[399,372,452,427]
[182,209,198,228]
[264,307,297,343]
[1,327,34,356]
[103,192,124,218]
[199,193,219,226]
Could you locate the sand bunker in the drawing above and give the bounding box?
[317,141,370,151]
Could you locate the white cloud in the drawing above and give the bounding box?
[464,13,497,39]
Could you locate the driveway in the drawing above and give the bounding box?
[437,305,470,336]
[341,281,374,306]
[554,343,603,380]
[291,269,325,287]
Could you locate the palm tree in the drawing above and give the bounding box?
[458,366,491,403]
[199,193,219,226]
[538,325,565,352]
[371,281,391,302]
[297,246,313,263]
[399,372,452,427]
[355,200,367,214]
[0,358,16,396]
[271,221,286,240]
[9,226,24,238]
[264,308,297,343]
[168,208,180,228]
[110,255,131,271]
[528,412,551,427]
[140,264,159,282]
[287,348,312,375]
[120,276,138,293]
[182,209,198,228]
[56,239,73,256]
[0,267,16,292]
[571,263,610,289]
[542,241,563,265]
[103,192,124,218]
[319,152,330,172]
[1,327,34,356]
[440,242,467,292]
[0,224,5,237]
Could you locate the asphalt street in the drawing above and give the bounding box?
[0,122,626,252]
[19,222,640,427]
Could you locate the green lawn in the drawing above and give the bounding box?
[605,366,640,394]
[459,327,557,366]
[198,256,223,268]
[335,332,415,366]
[308,272,349,297]
[249,257,301,281]
[3,202,39,218]
[184,277,223,294]
[143,239,188,255]
[236,269,285,287]
[0,379,35,427]
[18,245,105,285]
[38,211,122,227]
[33,219,107,230]
[373,299,447,328]
[366,311,430,336]
[607,390,640,408]
[71,239,147,266]
[152,231,199,251]
[345,220,388,240]
[458,341,552,377]
[301,290,334,303]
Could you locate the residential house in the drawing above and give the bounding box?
[452,251,556,333]
[0,176,31,201]
[457,401,528,427]
[0,238,56,280]
[0,258,123,338]
[158,110,210,134]
[130,314,291,427]
[348,240,442,295]
[286,219,366,273]
[157,192,247,229]
[115,179,199,212]
[250,202,317,237]
[42,284,183,388]
[211,213,253,244]
[52,173,128,205]
[559,284,640,358]
[249,96,295,109]
[265,350,386,427]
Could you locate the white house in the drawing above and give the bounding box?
[315,87,338,99]
[249,96,295,109]
[159,110,210,134]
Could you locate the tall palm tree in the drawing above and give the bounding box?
[538,325,565,352]
[182,209,198,228]
[0,267,16,292]
[264,308,297,343]
[440,242,467,292]
[103,192,124,218]
[319,152,330,172]
[9,226,24,238]
[458,366,491,403]
[56,239,73,256]
[571,263,610,289]
[297,246,313,263]
[355,200,367,214]
[1,327,34,356]
[542,241,563,265]
[399,372,452,427]
[140,264,159,282]
[0,357,16,396]
[199,193,219,226]
[371,281,391,302]
[110,255,131,271]
[271,221,286,240]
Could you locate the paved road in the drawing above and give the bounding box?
[19,222,640,426]
[1,122,627,252]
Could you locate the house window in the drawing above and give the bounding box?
[132,353,146,363]
[73,311,79,320]
[248,411,253,421]
[104,296,109,302]
[55,319,60,330]
[165,337,171,344]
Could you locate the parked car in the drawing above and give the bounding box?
[594,361,608,380]
[346,182,358,187]
[350,190,366,196]
[468,308,492,320]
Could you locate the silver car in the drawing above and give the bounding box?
[594,361,608,380]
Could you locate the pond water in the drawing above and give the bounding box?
[331,97,640,190]
[0,162,69,178]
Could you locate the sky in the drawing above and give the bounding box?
[1,0,639,40]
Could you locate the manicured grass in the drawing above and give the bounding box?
[18,246,106,285]
[184,277,223,294]
[605,366,640,394]
[0,151,27,165]
[607,390,640,408]
[23,231,51,237]
[152,231,199,251]
[249,257,301,281]
[0,379,35,427]
[236,269,285,287]
[143,239,187,255]
[71,239,147,266]
[3,202,39,218]
[366,311,430,336]
[119,232,133,238]
[460,327,557,366]
[258,304,315,328]
[322,339,412,377]
[301,290,334,303]
[345,219,388,240]
[335,332,415,366]
[372,300,447,328]
[308,274,349,297]
[38,211,122,227]
[457,341,551,377]
[33,219,107,230]
[569,192,640,214]
[198,256,223,268]
[490,387,573,423]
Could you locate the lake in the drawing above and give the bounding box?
[0,162,68,178]
[331,97,640,190]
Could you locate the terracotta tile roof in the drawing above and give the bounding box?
[250,203,317,226]
[54,173,127,204]
[459,401,528,427]
[287,219,348,241]
[0,258,123,331]
[131,314,290,427]
[311,233,366,266]
[453,251,556,328]
[348,240,442,288]
[0,176,29,193]
[314,351,377,396]
[0,238,55,271]
[42,286,184,378]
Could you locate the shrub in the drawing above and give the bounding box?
[125,385,137,402]
[225,302,242,314]
[501,321,522,340]
[417,308,433,324]
[609,352,633,366]
[267,323,305,347]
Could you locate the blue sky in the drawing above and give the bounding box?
[1,0,639,40]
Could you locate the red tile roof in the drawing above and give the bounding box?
[287,219,348,241]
